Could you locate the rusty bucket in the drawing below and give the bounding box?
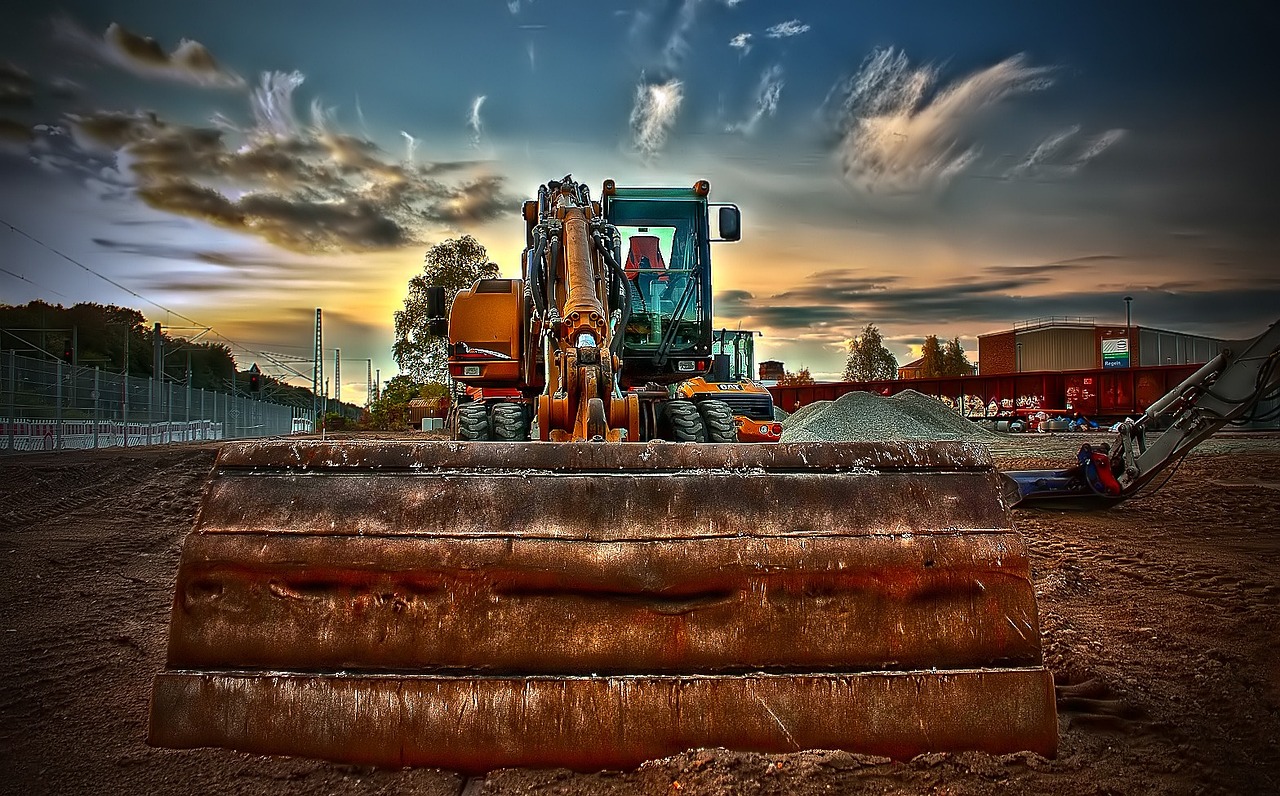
[149,440,1056,770]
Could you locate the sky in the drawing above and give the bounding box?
[1,1,1278,401]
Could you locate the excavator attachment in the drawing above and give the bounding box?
[149,439,1056,771]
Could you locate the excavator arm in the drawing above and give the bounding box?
[525,176,638,441]
[1005,319,1280,508]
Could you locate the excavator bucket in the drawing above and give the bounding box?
[148,439,1056,771]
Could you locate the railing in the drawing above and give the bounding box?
[2,351,304,453]
[1012,316,1097,331]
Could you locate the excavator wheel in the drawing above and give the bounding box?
[697,399,738,443]
[456,402,491,441]
[658,399,706,442]
[491,402,530,442]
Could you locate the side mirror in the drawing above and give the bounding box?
[715,205,741,242]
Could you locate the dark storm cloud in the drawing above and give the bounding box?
[982,257,1117,278]
[93,237,288,267]
[53,17,245,89]
[719,267,1280,340]
[0,118,33,146]
[0,62,35,107]
[61,77,518,253]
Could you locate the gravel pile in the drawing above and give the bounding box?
[779,389,993,443]
[772,405,789,422]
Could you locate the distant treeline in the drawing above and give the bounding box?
[0,301,359,415]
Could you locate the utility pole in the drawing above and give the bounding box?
[334,348,341,403]
[312,309,323,423]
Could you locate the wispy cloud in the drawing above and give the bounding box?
[728,32,752,56]
[826,47,1055,197]
[1004,125,1126,179]
[0,62,35,108]
[53,17,244,89]
[0,117,33,155]
[630,0,710,74]
[468,95,486,147]
[630,76,683,159]
[60,72,513,253]
[765,20,810,38]
[400,130,418,163]
[726,64,783,135]
[507,0,533,13]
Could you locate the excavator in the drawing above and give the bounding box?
[677,329,783,442]
[1005,318,1280,509]
[148,176,1059,770]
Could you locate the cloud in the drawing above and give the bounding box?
[53,17,244,89]
[400,130,418,163]
[0,117,33,155]
[630,76,683,159]
[61,73,515,253]
[826,48,1055,197]
[507,0,533,13]
[0,62,35,107]
[629,0,707,74]
[765,20,810,38]
[1004,125,1126,179]
[726,64,783,135]
[728,32,752,55]
[468,95,486,146]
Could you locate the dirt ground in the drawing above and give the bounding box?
[1,434,1278,795]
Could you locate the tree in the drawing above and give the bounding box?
[942,337,973,376]
[843,323,899,381]
[918,335,944,378]
[393,235,499,383]
[777,367,815,385]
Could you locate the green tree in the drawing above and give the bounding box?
[843,323,899,381]
[918,335,943,378]
[941,337,973,377]
[393,235,499,383]
[777,367,815,385]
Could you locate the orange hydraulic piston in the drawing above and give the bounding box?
[558,205,607,345]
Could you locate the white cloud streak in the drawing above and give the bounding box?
[729,32,752,55]
[249,71,306,138]
[400,130,418,163]
[468,95,486,147]
[1004,125,1126,179]
[828,47,1055,197]
[766,20,810,38]
[630,76,683,159]
[726,64,784,135]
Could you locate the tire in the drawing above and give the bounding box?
[491,402,530,442]
[659,399,706,442]
[697,399,738,443]
[456,402,491,441]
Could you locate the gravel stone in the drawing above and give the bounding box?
[779,389,995,443]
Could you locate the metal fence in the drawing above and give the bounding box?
[2,351,302,453]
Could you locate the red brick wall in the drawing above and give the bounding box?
[978,331,1016,375]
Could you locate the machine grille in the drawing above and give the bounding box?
[701,392,774,421]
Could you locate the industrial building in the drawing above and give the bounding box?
[977,317,1228,375]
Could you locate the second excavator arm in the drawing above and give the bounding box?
[1005,319,1280,509]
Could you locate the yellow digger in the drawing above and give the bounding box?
[148,176,1057,771]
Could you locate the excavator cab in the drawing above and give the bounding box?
[607,185,719,386]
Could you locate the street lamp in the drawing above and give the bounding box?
[1124,295,1133,367]
[1016,341,1023,373]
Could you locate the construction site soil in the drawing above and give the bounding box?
[2,432,1278,795]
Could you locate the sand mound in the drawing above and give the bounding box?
[780,389,993,443]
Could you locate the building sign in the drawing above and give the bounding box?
[1101,337,1130,368]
